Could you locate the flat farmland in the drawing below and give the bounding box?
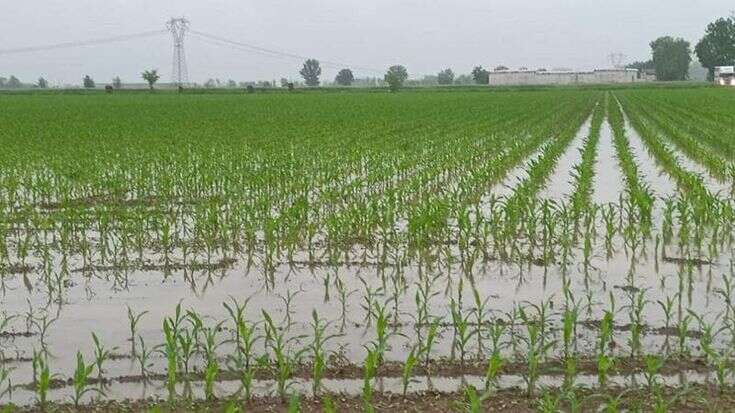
[2,87,735,411]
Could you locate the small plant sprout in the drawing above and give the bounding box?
[643,354,664,391]
[126,306,148,356]
[91,333,116,383]
[135,335,154,379]
[401,345,419,397]
[160,318,179,402]
[33,351,53,412]
[262,310,307,401]
[460,385,488,413]
[310,310,340,397]
[362,347,379,413]
[72,351,101,408]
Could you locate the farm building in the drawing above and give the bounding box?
[488,68,639,86]
[714,66,735,86]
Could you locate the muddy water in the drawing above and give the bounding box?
[486,147,545,198]
[621,112,677,198]
[3,366,730,407]
[619,106,732,197]
[669,149,733,196]
[1,234,732,403]
[592,120,626,204]
[2,118,734,407]
[538,116,592,200]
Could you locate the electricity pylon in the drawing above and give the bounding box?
[167,17,189,87]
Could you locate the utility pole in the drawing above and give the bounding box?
[167,17,189,87]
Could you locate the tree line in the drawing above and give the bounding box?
[297,59,495,92]
[5,13,734,90]
[627,14,735,81]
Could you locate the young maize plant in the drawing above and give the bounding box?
[4,88,735,412]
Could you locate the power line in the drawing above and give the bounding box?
[191,35,304,66]
[0,23,386,78]
[0,30,167,56]
[188,30,383,75]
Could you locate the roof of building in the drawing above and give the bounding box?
[489,68,637,75]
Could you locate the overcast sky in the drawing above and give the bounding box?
[0,0,731,85]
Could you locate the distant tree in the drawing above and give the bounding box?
[300,59,322,87]
[335,68,355,86]
[626,60,654,71]
[454,74,473,85]
[226,79,237,88]
[537,68,547,72]
[437,68,455,85]
[412,75,435,85]
[7,75,22,89]
[493,65,509,71]
[141,69,160,90]
[112,76,122,89]
[688,62,709,81]
[204,78,216,88]
[83,75,95,89]
[280,78,290,88]
[257,80,272,88]
[384,65,408,92]
[471,66,490,84]
[626,60,654,79]
[695,16,735,80]
[37,77,48,89]
[0,77,6,88]
[650,36,691,81]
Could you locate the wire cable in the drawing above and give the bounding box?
[189,30,382,75]
[0,30,168,56]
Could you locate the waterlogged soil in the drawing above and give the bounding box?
[668,147,733,196]
[487,147,547,198]
[538,116,592,200]
[3,103,735,409]
[592,121,625,204]
[1,234,733,405]
[621,113,677,198]
[7,384,735,413]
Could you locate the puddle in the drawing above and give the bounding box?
[669,149,733,196]
[3,368,730,407]
[2,92,735,409]
[617,101,731,198]
[538,115,593,200]
[487,145,546,198]
[592,120,626,204]
[620,111,677,198]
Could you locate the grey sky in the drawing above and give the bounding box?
[0,0,731,85]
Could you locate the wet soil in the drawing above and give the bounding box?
[6,384,735,413]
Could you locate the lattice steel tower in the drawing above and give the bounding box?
[608,52,626,69]
[167,17,190,86]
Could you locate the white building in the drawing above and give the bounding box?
[488,68,639,86]
[714,66,735,86]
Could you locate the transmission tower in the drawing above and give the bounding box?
[607,52,626,69]
[167,17,189,87]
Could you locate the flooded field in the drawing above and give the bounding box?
[1,87,735,411]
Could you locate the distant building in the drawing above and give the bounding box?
[487,68,639,86]
[714,66,735,86]
[640,69,657,82]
